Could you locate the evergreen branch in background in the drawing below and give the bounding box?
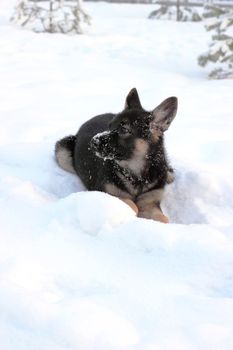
[148,2,202,22]
[11,0,91,34]
[198,4,233,79]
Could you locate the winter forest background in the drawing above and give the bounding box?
[0,1,233,350]
[11,0,233,77]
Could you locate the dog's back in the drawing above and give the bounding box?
[74,113,116,190]
[55,113,115,190]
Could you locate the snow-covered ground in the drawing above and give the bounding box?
[0,1,233,349]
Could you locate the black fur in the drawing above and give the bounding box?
[55,88,177,206]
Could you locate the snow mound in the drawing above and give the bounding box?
[54,191,136,235]
[164,166,233,226]
[0,2,233,349]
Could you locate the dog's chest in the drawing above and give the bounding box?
[116,168,159,197]
[115,141,167,197]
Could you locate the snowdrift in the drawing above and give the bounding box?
[0,2,233,349]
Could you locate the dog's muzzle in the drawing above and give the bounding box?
[91,131,110,149]
[90,131,116,160]
[90,131,114,159]
[90,135,100,149]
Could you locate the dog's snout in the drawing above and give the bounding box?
[91,131,111,149]
[91,136,100,148]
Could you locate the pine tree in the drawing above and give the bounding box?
[198,5,233,79]
[148,1,202,22]
[11,0,91,34]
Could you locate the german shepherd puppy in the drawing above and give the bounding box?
[55,88,177,223]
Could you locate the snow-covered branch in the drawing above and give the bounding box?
[198,4,233,78]
[11,0,91,34]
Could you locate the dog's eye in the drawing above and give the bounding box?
[119,124,131,135]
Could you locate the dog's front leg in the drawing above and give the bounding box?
[104,183,138,215]
[120,198,139,215]
[136,189,169,223]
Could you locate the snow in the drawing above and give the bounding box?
[0,1,233,349]
[11,0,91,34]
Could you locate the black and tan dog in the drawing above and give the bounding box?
[55,88,177,223]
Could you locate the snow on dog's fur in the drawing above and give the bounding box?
[55,88,178,222]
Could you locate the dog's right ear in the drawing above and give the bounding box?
[150,96,178,133]
[124,88,142,109]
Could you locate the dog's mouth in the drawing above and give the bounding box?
[93,147,116,161]
[95,151,115,161]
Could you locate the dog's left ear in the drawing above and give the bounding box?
[150,97,178,132]
[124,88,142,109]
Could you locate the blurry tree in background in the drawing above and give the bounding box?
[198,5,233,78]
[11,0,91,33]
[148,0,202,22]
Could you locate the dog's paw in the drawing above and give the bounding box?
[152,212,169,224]
[138,205,169,224]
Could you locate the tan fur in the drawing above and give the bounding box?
[136,189,168,223]
[105,183,133,200]
[120,198,138,215]
[116,171,138,196]
[105,184,138,214]
[116,138,149,176]
[136,188,164,206]
[137,203,168,223]
[105,185,168,223]
[55,147,76,174]
[167,170,175,184]
[151,129,161,143]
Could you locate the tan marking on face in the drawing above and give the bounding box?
[134,138,148,154]
[151,128,161,142]
[116,138,149,176]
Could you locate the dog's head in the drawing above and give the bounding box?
[90,88,178,161]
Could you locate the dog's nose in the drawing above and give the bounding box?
[90,135,100,149]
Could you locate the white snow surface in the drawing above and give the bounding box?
[0,2,233,349]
